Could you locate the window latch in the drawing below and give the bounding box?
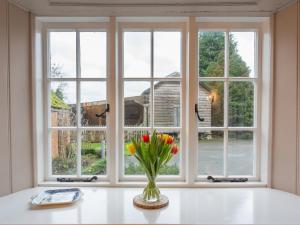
[207,176,248,183]
[96,104,110,118]
[57,176,98,183]
[195,104,205,122]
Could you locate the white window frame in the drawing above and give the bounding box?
[194,22,262,181]
[117,22,187,182]
[43,22,113,181]
[35,17,270,186]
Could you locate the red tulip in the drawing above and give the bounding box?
[142,134,150,143]
[166,136,174,144]
[171,144,179,155]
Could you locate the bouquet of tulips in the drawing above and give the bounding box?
[126,130,179,202]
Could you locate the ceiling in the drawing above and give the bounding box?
[9,0,296,16]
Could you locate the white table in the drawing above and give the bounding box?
[1,187,300,224]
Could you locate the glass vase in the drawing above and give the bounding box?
[143,177,160,203]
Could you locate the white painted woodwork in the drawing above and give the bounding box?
[8,0,297,17]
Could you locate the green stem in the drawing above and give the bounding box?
[143,178,160,202]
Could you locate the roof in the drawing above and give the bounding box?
[142,72,211,95]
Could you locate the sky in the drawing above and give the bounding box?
[50,31,254,104]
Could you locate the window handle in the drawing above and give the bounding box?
[96,104,110,118]
[195,104,205,122]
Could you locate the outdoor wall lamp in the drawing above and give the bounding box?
[208,93,215,104]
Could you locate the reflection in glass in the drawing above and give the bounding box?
[80,32,107,78]
[81,82,106,127]
[229,81,254,127]
[198,31,225,77]
[228,131,254,175]
[51,82,76,127]
[124,82,151,127]
[52,130,77,175]
[154,81,181,127]
[198,131,224,175]
[81,131,106,175]
[229,32,255,77]
[124,32,151,77]
[50,32,76,78]
[124,130,180,175]
[154,31,181,77]
[198,81,224,127]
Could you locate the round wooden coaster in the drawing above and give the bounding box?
[133,194,169,209]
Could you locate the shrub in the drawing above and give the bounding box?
[52,157,76,175]
[82,158,106,175]
[81,148,97,155]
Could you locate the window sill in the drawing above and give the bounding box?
[39,180,267,188]
[2,186,300,224]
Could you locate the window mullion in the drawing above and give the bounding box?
[224,31,229,177]
[151,30,154,131]
[76,30,82,177]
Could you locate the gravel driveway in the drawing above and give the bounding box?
[125,140,254,176]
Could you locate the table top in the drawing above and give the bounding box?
[1,187,300,224]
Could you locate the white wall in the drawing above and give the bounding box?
[0,0,33,196]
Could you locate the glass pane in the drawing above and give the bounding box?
[51,130,77,175]
[229,32,255,77]
[198,81,224,127]
[124,82,151,127]
[124,130,180,175]
[81,82,106,127]
[124,130,149,175]
[228,131,254,175]
[154,81,181,127]
[81,130,107,175]
[123,32,151,77]
[154,31,181,77]
[198,31,225,77]
[198,131,224,176]
[229,81,254,127]
[51,81,76,127]
[50,32,76,78]
[157,131,180,175]
[80,32,106,78]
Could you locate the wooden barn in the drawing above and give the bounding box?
[77,74,212,128]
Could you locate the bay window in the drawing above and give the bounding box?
[41,18,264,184]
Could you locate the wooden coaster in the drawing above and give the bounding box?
[133,194,169,209]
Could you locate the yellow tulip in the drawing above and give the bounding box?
[162,134,169,142]
[126,143,136,155]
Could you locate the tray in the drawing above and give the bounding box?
[31,188,82,206]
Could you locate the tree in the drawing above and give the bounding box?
[199,32,253,127]
[50,62,69,108]
[51,62,66,101]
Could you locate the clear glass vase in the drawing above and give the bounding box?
[143,178,160,203]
